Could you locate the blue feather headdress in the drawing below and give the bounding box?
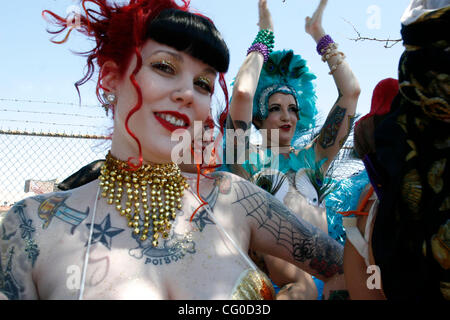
[253,50,318,139]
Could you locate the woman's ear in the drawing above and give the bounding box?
[100,61,121,93]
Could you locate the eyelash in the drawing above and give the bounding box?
[269,106,299,113]
[268,106,280,112]
[151,60,176,75]
[195,77,213,94]
[151,60,214,94]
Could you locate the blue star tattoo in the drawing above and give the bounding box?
[85,214,124,250]
[191,209,215,232]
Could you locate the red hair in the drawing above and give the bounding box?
[355,78,399,129]
[354,78,399,158]
[43,0,229,170]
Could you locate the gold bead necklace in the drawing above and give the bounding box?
[99,152,189,247]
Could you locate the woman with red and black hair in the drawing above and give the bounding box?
[342,78,399,300]
[0,0,345,300]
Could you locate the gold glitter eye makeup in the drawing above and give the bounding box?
[195,76,213,93]
[151,60,176,75]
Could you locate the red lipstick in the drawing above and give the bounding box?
[154,111,191,133]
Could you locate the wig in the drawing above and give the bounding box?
[43,0,230,168]
[253,50,318,140]
[353,78,399,199]
[354,78,399,158]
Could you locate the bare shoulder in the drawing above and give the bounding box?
[210,170,260,194]
[2,180,97,238]
[0,181,98,299]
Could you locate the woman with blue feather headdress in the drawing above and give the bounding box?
[222,0,363,300]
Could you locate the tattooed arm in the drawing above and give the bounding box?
[306,0,360,172]
[231,176,343,282]
[0,199,39,299]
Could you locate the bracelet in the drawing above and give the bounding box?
[247,43,270,62]
[322,50,345,62]
[328,57,345,75]
[252,29,275,53]
[320,42,338,57]
[316,34,334,55]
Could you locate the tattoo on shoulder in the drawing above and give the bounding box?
[6,201,40,267]
[32,193,89,234]
[210,172,233,195]
[231,180,343,278]
[319,105,347,149]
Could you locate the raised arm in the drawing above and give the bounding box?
[227,0,274,132]
[306,0,361,172]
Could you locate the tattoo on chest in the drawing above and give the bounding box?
[319,105,347,149]
[127,177,226,266]
[190,178,222,231]
[33,193,89,234]
[85,214,124,250]
[129,232,196,266]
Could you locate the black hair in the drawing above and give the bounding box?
[147,9,229,73]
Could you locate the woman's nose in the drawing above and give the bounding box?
[171,85,194,107]
[280,108,290,121]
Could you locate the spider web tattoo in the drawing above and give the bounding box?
[232,180,343,277]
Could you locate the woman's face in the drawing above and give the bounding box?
[110,39,216,164]
[258,92,298,147]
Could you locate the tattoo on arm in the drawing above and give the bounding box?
[1,247,23,299]
[225,114,252,167]
[226,114,252,132]
[318,105,347,149]
[1,200,39,299]
[232,181,343,278]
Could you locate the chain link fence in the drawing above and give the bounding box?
[0,130,110,213]
[0,124,363,216]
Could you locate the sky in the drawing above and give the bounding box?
[0,0,412,204]
[0,0,412,134]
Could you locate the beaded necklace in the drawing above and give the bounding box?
[99,152,189,247]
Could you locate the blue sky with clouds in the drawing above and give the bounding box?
[0,0,411,134]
